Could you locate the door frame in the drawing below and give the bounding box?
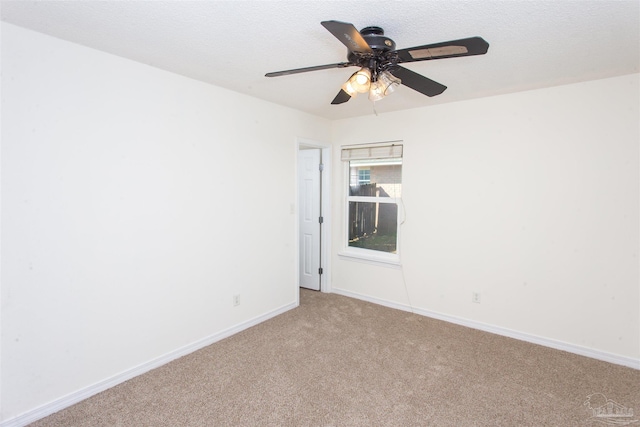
[295,137,332,301]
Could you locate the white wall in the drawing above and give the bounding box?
[331,74,639,365]
[1,22,330,422]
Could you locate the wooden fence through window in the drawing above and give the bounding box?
[348,183,397,241]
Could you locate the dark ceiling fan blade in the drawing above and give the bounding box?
[395,37,489,63]
[389,66,447,97]
[321,20,373,54]
[331,89,352,105]
[265,62,353,77]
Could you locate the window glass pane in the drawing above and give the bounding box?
[348,201,398,253]
[349,159,401,198]
[357,169,370,184]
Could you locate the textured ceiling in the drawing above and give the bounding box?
[1,1,638,120]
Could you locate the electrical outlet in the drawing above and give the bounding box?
[233,294,240,307]
[472,292,481,304]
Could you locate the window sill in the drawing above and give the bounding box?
[338,250,402,269]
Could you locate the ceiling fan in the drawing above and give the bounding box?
[265,20,489,104]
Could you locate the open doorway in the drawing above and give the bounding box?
[297,139,331,294]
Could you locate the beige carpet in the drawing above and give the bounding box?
[30,290,639,426]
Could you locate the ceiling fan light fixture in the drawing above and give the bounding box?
[379,71,401,96]
[341,80,359,97]
[349,67,372,93]
[368,80,386,101]
[368,71,401,101]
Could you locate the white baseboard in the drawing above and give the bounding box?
[332,287,640,370]
[1,301,298,427]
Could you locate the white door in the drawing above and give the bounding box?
[298,148,321,290]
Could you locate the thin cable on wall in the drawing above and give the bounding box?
[391,155,413,314]
[399,194,413,314]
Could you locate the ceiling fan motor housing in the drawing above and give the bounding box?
[360,26,396,52]
[346,26,398,72]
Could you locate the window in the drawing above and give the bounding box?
[341,143,402,264]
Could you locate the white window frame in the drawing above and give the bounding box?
[339,142,403,268]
